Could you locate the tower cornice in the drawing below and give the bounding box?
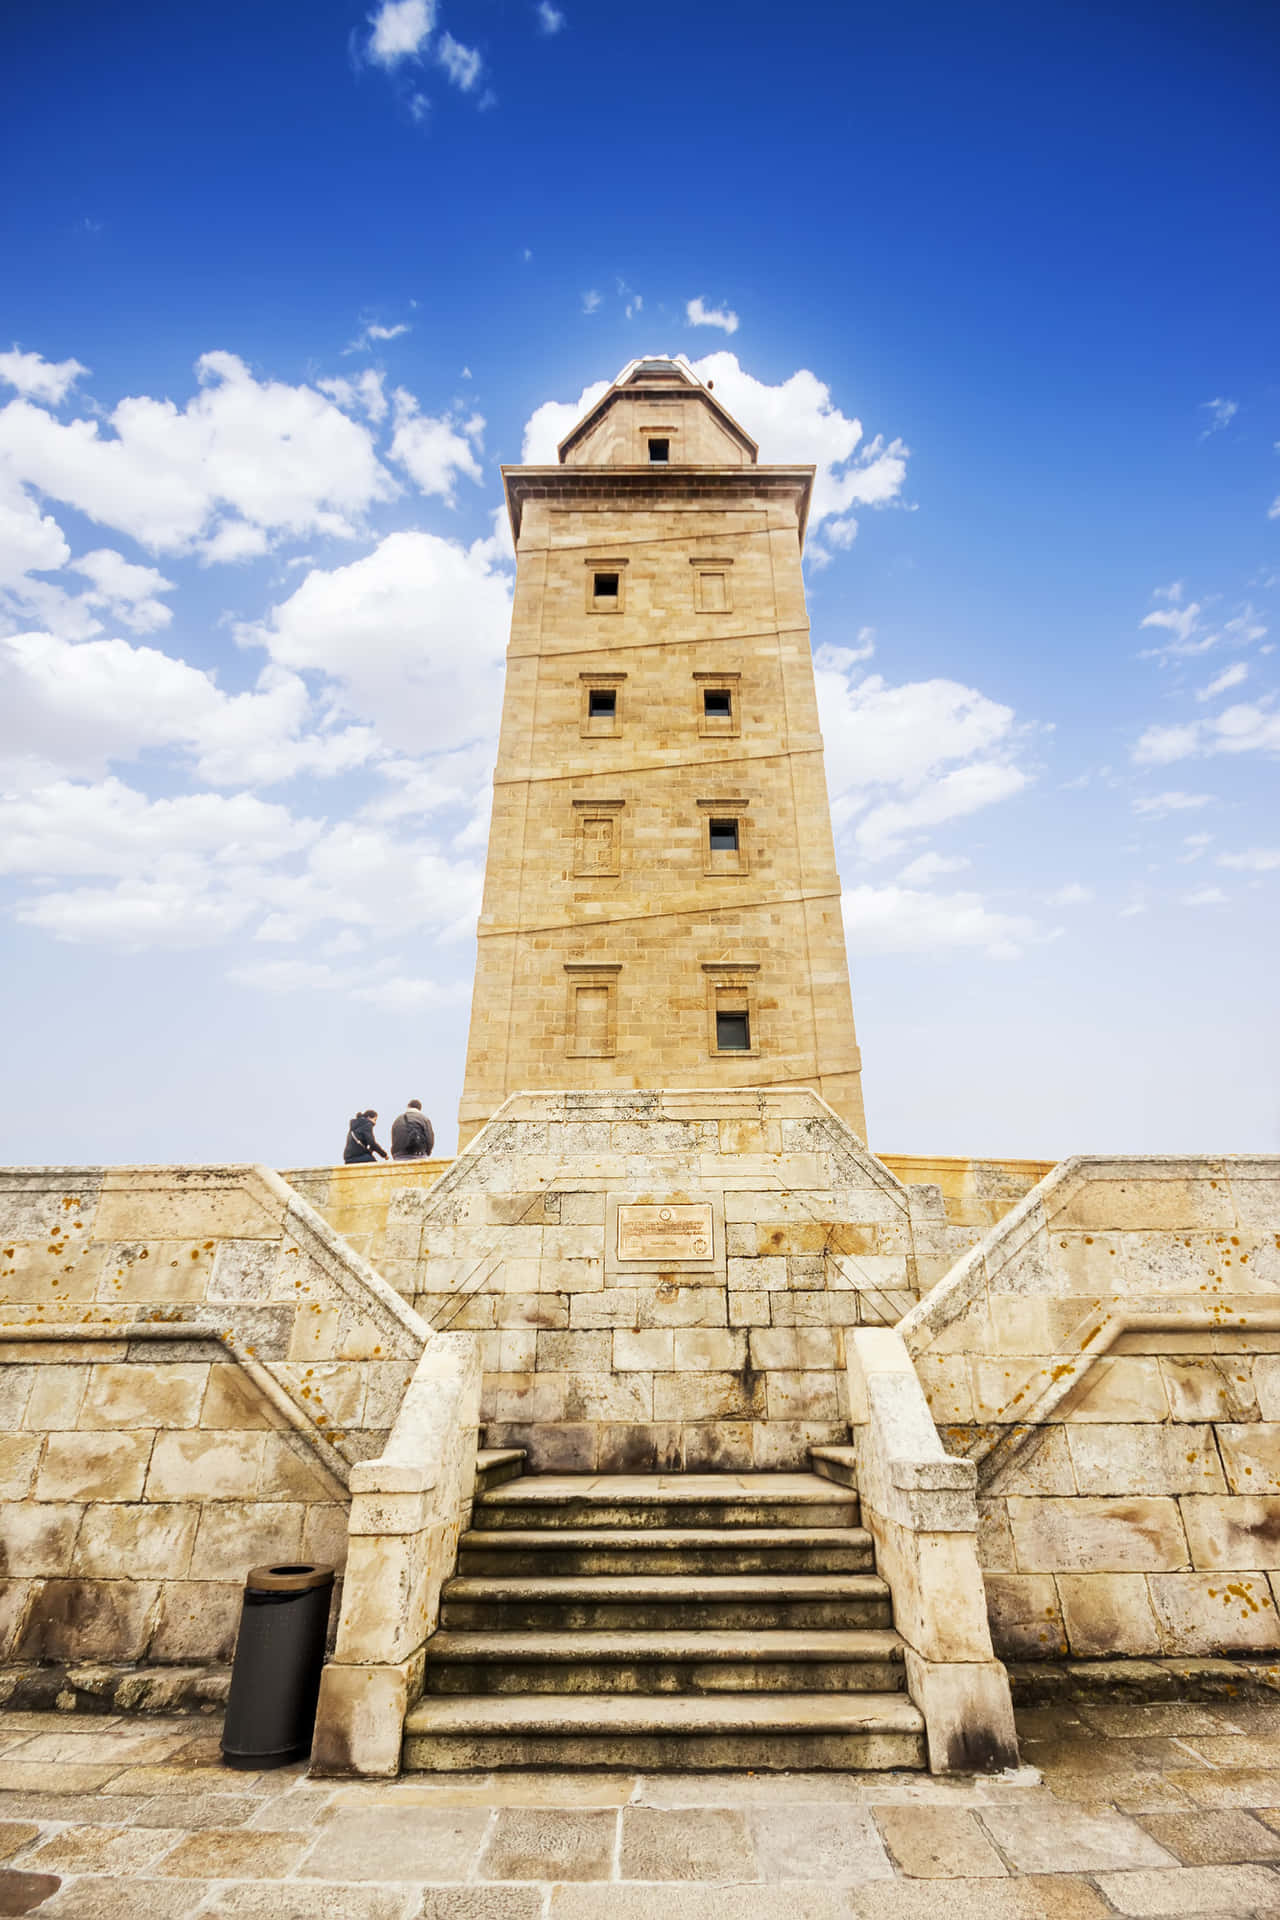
[502,463,817,550]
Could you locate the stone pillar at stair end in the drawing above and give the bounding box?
[846,1326,1020,1773]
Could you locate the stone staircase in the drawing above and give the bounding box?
[402,1468,926,1771]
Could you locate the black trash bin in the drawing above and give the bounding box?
[221,1562,335,1770]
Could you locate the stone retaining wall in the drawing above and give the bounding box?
[0,1165,430,1668]
[899,1156,1280,1662]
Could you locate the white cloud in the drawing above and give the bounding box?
[814,649,1028,857]
[1218,848,1280,871]
[19,879,257,949]
[0,476,70,586]
[0,349,88,406]
[344,321,410,356]
[1042,882,1093,906]
[1131,790,1215,816]
[367,0,433,66]
[1132,722,1202,765]
[318,369,389,424]
[843,884,1040,960]
[70,548,175,634]
[1197,661,1248,701]
[581,291,602,315]
[0,778,318,879]
[1153,581,1185,603]
[522,379,611,462]
[686,297,740,336]
[1133,701,1280,766]
[1200,397,1238,436]
[238,528,511,756]
[850,762,1029,860]
[0,628,375,787]
[536,1,565,30]
[686,353,908,526]
[1140,601,1202,646]
[437,31,482,89]
[1139,595,1268,664]
[896,852,970,884]
[0,352,392,557]
[1182,887,1227,906]
[388,397,484,501]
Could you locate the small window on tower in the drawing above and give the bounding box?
[648,438,670,463]
[716,1010,751,1052]
[708,818,739,853]
[588,688,616,718]
[593,571,619,600]
[703,688,732,719]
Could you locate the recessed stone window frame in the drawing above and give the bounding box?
[585,556,629,614]
[565,961,622,1058]
[691,556,734,615]
[702,961,760,1058]
[579,672,626,738]
[698,797,750,876]
[694,669,741,739]
[637,422,678,463]
[572,798,624,878]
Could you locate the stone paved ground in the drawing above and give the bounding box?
[8,1701,1280,1915]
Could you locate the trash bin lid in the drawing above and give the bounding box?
[244,1562,335,1593]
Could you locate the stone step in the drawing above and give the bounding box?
[402,1691,926,1772]
[457,1525,875,1577]
[474,1447,527,1494]
[809,1445,859,1490]
[474,1472,860,1533]
[439,1572,892,1634]
[421,1627,908,1696]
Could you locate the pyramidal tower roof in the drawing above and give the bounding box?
[555,355,759,464]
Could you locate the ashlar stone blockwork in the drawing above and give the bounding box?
[406,1088,933,1473]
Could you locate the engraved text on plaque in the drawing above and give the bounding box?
[616,1202,714,1263]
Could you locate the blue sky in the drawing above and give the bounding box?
[2,0,1277,1166]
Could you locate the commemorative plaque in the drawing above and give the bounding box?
[616,1202,714,1263]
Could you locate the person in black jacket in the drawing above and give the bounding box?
[343,1109,388,1164]
[391,1099,435,1161]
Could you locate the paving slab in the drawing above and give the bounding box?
[299,1805,493,1883]
[0,1869,62,1916]
[1137,1807,1280,1863]
[746,1806,894,1884]
[198,1887,416,1918]
[33,1879,207,1918]
[551,1891,845,1919]
[480,1808,618,1881]
[1094,1861,1280,1914]
[416,1891,551,1918]
[876,1806,1008,1877]
[976,1803,1177,1874]
[619,1808,755,1882]
[151,1827,310,1878]
[842,1878,1111,1918]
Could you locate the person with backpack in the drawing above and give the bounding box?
[390,1099,435,1161]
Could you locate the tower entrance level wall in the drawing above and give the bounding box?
[410,1088,961,1474]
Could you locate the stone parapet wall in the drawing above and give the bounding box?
[395,1088,948,1473]
[0,1164,430,1669]
[898,1155,1280,1662]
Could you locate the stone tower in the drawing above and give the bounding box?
[458,357,866,1145]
